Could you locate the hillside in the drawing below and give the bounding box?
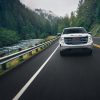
[0,0,59,47]
[69,0,100,36]
[57,0,100,36]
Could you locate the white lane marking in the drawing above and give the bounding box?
[13,45,59,100]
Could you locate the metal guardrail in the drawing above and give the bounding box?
[0,37,58,71]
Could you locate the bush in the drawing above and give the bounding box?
[91,24,100,36]
[0,28,19,47]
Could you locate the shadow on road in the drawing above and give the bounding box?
[60,52,93,57]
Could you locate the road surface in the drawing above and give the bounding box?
[0,38,100,100]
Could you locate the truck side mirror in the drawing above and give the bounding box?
[88,32,92,34]
[57,33,61,36]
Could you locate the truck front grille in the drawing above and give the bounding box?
[64,36,88,45]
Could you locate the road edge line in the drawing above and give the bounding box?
[12,45,59,100]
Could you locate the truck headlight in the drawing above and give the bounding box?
[60,37,64,41]
[88,36,93,42]
[59,37,64,44]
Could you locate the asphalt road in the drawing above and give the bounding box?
[0,38,100,100]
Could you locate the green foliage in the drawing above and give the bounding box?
[77,0,97,30]
[0,28,19,47]
[91,24,100,36]
[1,0,100,48]
[58,16,70,32]
[64,0,100,36]
[57,0,100,36]
[40,33,49,39]
[0,0,59,47]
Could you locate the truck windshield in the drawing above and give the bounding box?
[63,28,87,34]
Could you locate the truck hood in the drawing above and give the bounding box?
[61,33,91,38]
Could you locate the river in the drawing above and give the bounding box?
[0,39,43,57]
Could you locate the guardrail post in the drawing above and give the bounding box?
[2,63,7,70]
[19,56,24,62]
[44,44,47,48]
[40,46,43,49]
[29,52,32,56]
[36,48,38,52]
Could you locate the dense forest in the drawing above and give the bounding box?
[58,0,100,36]
[0,0,100,47]
[0,0,59,47]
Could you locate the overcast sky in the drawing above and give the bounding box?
[20,0,79,17]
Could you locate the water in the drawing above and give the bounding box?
[0,39,43,57]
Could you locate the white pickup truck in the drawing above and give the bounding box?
[59,27,93,56]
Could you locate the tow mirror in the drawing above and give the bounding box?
[57,33,61,36]
[88,32,92,34]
